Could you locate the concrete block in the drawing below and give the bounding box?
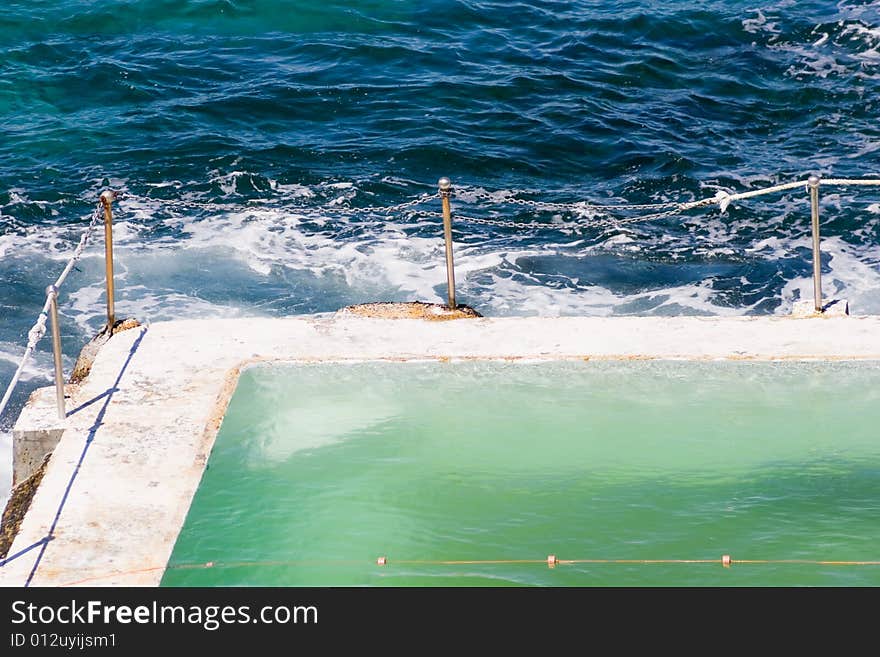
[11,385,71,486]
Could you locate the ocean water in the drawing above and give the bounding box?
[163,361,880,587]
[2,1,880,502]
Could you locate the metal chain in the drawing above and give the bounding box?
[321,192,438,214]
[320,201,704,232]
[124,194,255,214]
[114,176,880,234]
[119,186,708,229]
[423,195,718,230]
[499,197,680,212]
[121,191,439,217]
[447,208,688,230]
[456,187,681,211]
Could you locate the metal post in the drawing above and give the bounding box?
[100,190,116,330]
[438,177,456,309]
[808,175,822,312]
[46,285,66,421]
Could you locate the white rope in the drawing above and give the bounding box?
[446,176,880,230]
[0,203,104,423]
[118,177,880,231]
[701,180,808,213]
[706,178,880,213]
[822,178,880,187]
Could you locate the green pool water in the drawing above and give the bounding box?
[161,360,880,587]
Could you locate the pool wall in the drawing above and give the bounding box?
[2,313,880,586]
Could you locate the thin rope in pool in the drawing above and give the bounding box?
[56,554,880,587]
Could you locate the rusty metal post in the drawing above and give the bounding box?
[100,190,116,330]
[46,285,66,421]
[438,177,456,309]
[808,175,823,312]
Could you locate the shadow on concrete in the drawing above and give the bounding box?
[0,325,148,582]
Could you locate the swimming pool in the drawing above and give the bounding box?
[161,359,880,587]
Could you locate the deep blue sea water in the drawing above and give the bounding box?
[1,1,880,496]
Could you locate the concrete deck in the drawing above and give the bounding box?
[2,313,880,587]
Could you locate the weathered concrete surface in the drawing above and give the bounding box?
[340,301,482,320]
[2,313,880,587]
[69,318,142,384]
[791,298,849,317]
[11,385,72,487]
[0,454,50,559]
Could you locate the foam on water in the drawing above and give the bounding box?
[0,344,55,382]
[749,3,880,80]
[5,174,880,331]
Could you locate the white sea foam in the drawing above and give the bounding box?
[160,202,754,317]
[742,9,780,36]
[0,343,56,382]
[842,23,880,62]
[64,279,254,336]
[778,234,880,314]
[4,175,880,340]
[766,7,880,80]
[784,46,850,79]
[736,1,878,80]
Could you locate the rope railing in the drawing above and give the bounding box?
[121,175,880,218]
[821,178,880,187]
[54,552,880,586]
[0,193,119,426]
[438,174,880,313]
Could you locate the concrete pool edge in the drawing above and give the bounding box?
[2,313,880,587]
